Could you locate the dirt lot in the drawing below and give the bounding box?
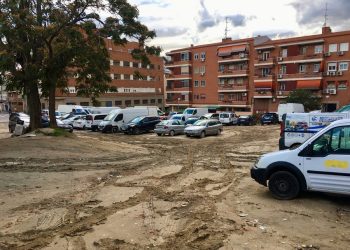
[0,122,349,250]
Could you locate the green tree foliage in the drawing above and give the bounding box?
[285,89,321,112]
[0,0,161,129]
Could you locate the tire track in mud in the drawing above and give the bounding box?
[0,126,280,249]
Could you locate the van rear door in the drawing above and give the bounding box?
[301,125,350,194]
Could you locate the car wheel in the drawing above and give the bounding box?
[112,127,119,133]
[92,128,96,132]
[133,128,140,135]
[169,130,175,136]
[200,131,205,138]
[217,129,221,135]
[157,133,162,136]
[268,171,300,200]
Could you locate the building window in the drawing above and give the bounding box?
[200,52,206,60]
[194,53,199,60]
[200,66,206,74]
[299,64,306,73]
[300,46,307,55]
[181,52,189,61]
[105,101,112,107]
[200,94,206,99]
[279,82,286,91]
[115,100,122,106]
[149,64,155,69]
[158,99,163,104]
[194,80,199,87]
[329,44,337,53]
[150,99,156,104]
[328,62,337,72]
[124,74,130,80]
[194,67,199,74]
[218,94,224,101]
[327,81,336,89]
[180,79,189,87]
[281,48,287,57]
[114,60,120,66]
[228,94,234,100]
[200,80,206,87]
[280,65,287,74]
[219,64,224,72]
[338,81,348,90]
[262,51,270,61]
[143,99,148,104]
[125,100,132,106]
[80,102,89,106]
[313,63,320,72]
[124,88,131,92]
[134,100,140,105]
[124,61,130,67]
[340,43,349,52]
[132,62,138,68]
[114,74,121,80]
[236,78,243,84]
[339,62,348,71]
[181,66,189,75]
[314,45,323,54]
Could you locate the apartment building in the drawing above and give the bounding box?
[44,40,165,109]
[165,26,350,113]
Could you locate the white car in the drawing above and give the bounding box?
[72,117,87,129]
[251,119,350,200]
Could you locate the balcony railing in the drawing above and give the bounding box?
[254,91,273,98]
[165,73,192,79]
[218,99,248,105]
[166,84,192,92]
[218,53,249,61]
[254,57,275,65]
[218,69,249,76]
[254,74,274,81]
[218,84,248,91]
[277,72,323,80]
[166,98,192,104]
[278,53,323,62]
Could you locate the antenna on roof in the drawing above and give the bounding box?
[224,17,229,39]
[323,2,328,27]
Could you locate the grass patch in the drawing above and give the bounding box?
[35,128,74,137]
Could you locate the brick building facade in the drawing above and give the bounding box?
[165,26,350,114]
[42,40,165,110]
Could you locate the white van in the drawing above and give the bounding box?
[251,119,350,199]
[219,112,238,125]
[85,113,109,131]
[183,108,209,121]
[279,112,349,149]
[277,103,304,122]
[57,105,89,115]
[98,107,158,133]
[89,107,120,114]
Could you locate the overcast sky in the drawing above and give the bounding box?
[126,0,350,54]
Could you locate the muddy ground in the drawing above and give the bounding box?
[0,122,349,250]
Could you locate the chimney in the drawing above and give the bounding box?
[322,26,332,35]
[222,37,232,43]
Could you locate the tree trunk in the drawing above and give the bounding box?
[49,82,57,127]
[26,80,42,131]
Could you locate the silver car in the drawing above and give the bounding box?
[184,119,223,138]
[154,119,185,136]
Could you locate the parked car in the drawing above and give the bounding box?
[219,112,238,125]
[199,113,220,120]
[185,117,200,126]
[85,114,108,131]
[261,112,279,125]
[122,116,161,135]
[184,119,223,138]
[154,119,185,136]
[238,115,255,126]
[56,119,73,132]
[72,117,87,129]
[170,114,186,123]
[62,115,86,126]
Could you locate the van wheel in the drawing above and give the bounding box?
[268,171,300,200]
[200,131,205,138]
[112,127,118,133]
[169,130,175,136]
[157,133,162,136]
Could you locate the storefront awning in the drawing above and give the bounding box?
[217,45,246,56]
[254,81,273,89]
[296,80,321,89]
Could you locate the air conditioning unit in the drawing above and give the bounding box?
[278,91,283,95]
[323,89,330,94]
[337,71,343,76]
[239,53,246,58]
[324,52,331,57]
[277,57,283,61]
[329,89,337,95]
[278,74,283,79]
[200,72,205,76]
[200,58,205,62]
[242,93,247,96]
[337,51,345,56]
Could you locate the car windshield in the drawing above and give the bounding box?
[240,115,249,118]
[172,115,182,120]
[104,112,117,121]
[183,109,194,115]
[129,116,144,123]
[193,120,207,126]
[335,105,350,112]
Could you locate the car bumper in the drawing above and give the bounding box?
[184,130,202,136]
[154,128,169,134]
[250,166,267,186]
[98,125,112,132]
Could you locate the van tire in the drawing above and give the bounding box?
[157,133,162,136]
[200,131,205,138]
[268,171,300,200]
[169,130,175,136]
[112,127,118,133]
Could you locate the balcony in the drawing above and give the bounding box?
[254,90,274,98]
[277,72,323,80]
[218,84,248,92]
[166,98,192,105]
[218,53,249,63]
[276,89,322,97]
[166,83,192,92]
[218,69,249,77]
[166,73,192,81]
[218,99,249,106]
[254,57,275,65]
[277,53,323,63]
[254,74,274,81]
